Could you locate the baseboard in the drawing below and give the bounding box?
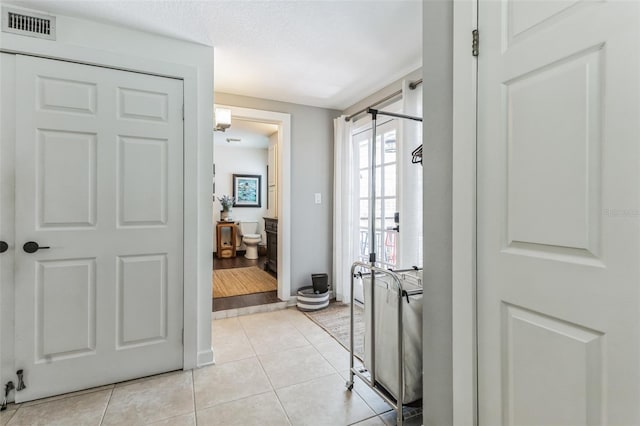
[286,296,297,307]
[196,348,215,367]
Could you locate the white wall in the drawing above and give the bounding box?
[213,145,268,252]
[342,67,422,118]
[0,4,215,393]
[214,93,337,295]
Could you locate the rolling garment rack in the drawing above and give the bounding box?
[345,108,423,426]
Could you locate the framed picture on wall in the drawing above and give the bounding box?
[233,174,262,207]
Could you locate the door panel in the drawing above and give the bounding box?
[117,87,168,122]
[117,136,168,226]
[13,55,184,402]
[506,48,602,254]
[502,304,604,426]
[38,130,97,228]
[478,1,640,424]
[117,254,168,347]
[38,259,96,360]
[38,76,97,115]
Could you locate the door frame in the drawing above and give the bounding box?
[421,0,479,424]
[213,104,292,302]
[451,0,478,425]
[0,33,213,393]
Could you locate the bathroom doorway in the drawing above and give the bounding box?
[212,105,291,313]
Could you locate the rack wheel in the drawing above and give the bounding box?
[345,381,354,391]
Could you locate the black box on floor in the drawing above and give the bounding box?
[311,273,328,294]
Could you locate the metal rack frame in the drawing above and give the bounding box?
[344,106,423,425]
[346,262,423,426]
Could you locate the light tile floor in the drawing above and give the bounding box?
[2,308,422,426]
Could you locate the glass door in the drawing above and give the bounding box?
[354,118,399,271]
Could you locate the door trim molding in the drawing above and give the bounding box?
[213,104,292,302]
[451,0,478,425]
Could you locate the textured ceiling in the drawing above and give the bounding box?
[4,0,422,110]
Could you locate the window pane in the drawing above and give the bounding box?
[359,219,369,235]
[384,164,396,197]
[384,217,396,231]
[384,130,397,164]
[352,122,399,269]
[375,199,383,231]
[375,136,382,166]
[359,170,369,198]
[359,229,369,257]
[359,200,368,219]
[383,231,397,265]
[385,198,396,217]
[359,140,369,164]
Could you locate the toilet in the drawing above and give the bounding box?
[239,221,262,260]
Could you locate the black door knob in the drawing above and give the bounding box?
[0,241,7,253]
[23,241,50,254]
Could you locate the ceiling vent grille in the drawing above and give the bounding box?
[2,8,56,40]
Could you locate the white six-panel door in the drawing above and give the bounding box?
[477,1,640,424]
[12,55,184,402]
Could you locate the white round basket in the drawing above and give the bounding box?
[296,286,329,312]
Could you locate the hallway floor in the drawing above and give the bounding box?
[1,308,421,425]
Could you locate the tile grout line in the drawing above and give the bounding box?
[258,353,341,394]
[299,315,380,424]
[275,311,346,425]
[272,370,344,393]
[3,408,17,425]
[228,310,376,425]
[221,315,287,418]
[254,352,278,391]
[347,412,381,426]
[195,389,276,420]
[237,315,259,360]
[16,385,114,410]
[271,388,294,426]
[97,387,114,425]
[191,370,197,426]
[239,311,313,426]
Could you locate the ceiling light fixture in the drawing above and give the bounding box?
[214,107,231,132]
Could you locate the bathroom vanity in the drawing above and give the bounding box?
[264,217,278,276]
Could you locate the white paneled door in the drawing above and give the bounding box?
[12,55,184,402]
[477,1,640,424]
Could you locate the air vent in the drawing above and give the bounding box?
[2,8,56,40]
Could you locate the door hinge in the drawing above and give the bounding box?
[181,329,184,344]
[181,104,185,120]
[472,29,479,57]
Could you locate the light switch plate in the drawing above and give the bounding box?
[314,193,322,204]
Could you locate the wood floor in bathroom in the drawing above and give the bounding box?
[212,254,280,312]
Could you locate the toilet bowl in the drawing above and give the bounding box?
[239,221,262,260]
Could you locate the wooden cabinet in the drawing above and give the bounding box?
[264,217,278,276]
[216,221,236,258]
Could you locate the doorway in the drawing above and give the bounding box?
[211,105,291,313]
